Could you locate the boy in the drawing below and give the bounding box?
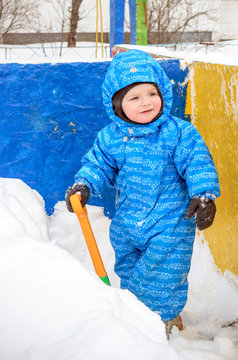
[66,50,220,337]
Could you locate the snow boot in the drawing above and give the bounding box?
[164,314,183,339]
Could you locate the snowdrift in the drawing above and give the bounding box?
[0,178,237,360]
[0,178,179,360]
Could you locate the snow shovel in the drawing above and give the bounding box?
[70,194,110,286]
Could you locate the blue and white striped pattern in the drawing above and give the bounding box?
[75,50,220,320]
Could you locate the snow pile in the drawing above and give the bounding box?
[0,178,178,360]
[0,178,237,360]
[0,178,50,243]
[115,41,238,66]
[186,234,238,325]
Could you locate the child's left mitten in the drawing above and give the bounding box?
[186,197,216,230]
[65,183,90,212]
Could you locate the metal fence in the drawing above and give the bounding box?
[0,43,111,61]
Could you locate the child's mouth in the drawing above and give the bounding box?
[141,109,152,114]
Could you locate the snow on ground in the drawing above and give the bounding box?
[0,178,237,360]
[1,40,238,66]
[0,42,110,63]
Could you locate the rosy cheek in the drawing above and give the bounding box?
[127,110,136,120]
[123,104,137,120]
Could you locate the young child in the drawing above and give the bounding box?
[66,50,220,336]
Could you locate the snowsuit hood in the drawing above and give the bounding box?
[102,50,173,136]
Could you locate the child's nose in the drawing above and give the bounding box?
[142,96,151,105]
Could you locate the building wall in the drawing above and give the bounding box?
[2,31,212,45]
[216,0,238,40]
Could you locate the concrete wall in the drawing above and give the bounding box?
[2,32,212,45]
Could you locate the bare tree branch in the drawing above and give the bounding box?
[0,0,39,42]
[147,0,218,44]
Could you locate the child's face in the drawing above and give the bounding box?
[121,83,162,124]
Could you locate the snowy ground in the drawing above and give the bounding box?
[1,40,238,66]
[0,42,110,63]
[1,40,238,359]
[0,178,237,360]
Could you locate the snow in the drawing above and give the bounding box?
[0,178,237,360]
[1,40,238,66]
[1,38,238,358]
[115,41,238,66]
[0,42,110,63]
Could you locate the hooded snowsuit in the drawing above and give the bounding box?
[74,50,220,321]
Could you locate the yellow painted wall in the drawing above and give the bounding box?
[187,62,238,276]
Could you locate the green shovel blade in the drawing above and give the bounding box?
[101,276,111,286]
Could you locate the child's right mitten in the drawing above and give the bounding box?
[186,197,216,230]
[65,183,90,212]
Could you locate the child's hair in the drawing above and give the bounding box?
[112,82,164,124]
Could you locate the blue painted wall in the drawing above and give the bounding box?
[0,59,189,217]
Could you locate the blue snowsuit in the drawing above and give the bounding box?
[75,50,220,321]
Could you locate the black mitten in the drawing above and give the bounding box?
[65,183,90,212]
[186,197,216,230]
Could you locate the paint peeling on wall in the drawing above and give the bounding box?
[188,61,238,276]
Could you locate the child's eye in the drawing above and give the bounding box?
[150,92,157,96]
[130,97,139,101]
